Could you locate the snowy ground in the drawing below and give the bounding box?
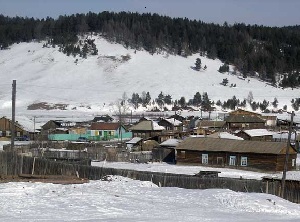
[0,36,299,116]
[92,159,300,181]
[1,176,300,221]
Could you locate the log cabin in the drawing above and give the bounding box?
[176,137,297,172]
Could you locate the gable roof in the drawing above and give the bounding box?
[129,120,165,131]
[92,115,113,123]
[163,118,182,126]
[225,115,265,123]
[229,109,261,116]
[176,137,294,154]
[90,122,121,130]
[0,116,33,132]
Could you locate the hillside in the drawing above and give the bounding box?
[0,35,299,116]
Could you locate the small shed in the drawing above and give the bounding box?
[235,129,274,141]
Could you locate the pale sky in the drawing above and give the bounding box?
[0,0,299,27]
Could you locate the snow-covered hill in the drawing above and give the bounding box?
[0,35,299,116]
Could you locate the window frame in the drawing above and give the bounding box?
[202,154,208,165]
[229,156,236,166]
[241,156,248,166]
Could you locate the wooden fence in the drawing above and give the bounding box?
[0,152,300,203]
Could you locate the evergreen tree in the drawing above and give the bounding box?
[193,92,202,106]
[195,58,201,71]
[272,97,278,108]
[156,91,164,109]
[221,78,229,86]
[178,96,186,108]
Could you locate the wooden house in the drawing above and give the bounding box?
[158,118,183,132]
[129,120,165,140]
[89,122,130,141]
[42,120,76,131]
[176,137,297,172]
[0,116,31,140]
[225,109,266,131]
[195,120,226,135]
[235,129,274,141]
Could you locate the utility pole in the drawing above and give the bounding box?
[281,111,294,198]
[33,116,36,141]
[11,80,16,151]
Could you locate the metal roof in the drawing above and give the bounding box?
[176,137,293,154]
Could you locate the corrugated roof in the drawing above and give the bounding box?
[90,122,120,130]
[176,137,290,154]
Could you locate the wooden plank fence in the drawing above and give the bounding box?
[0,152,299,203]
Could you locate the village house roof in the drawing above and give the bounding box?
[92,115,113,123]
[160,138,182,147]
[197,120,226,128]
[176,137,295,154]
[242,129,274,137]
[90,122,121,130]
[129,120,165,131]
[225,115,265,123]
[126,137,143,144]
[165,118,182,126]
[229,109,262,116]
[207,132,244,140]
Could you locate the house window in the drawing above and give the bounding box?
[241,157,248,166]
[229,156,236,166]
[6,131,11,136]
[202,154,208,165]
[180,151,186,158]
[292,159,296,167]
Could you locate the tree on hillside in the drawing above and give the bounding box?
[195,58,201,71]
[131,93,141,109]
[179,97,186,108]
[156,91,164,109]
[141,91,151,107]
[247,91,254,104]
[272,97,278,108]
[164,94,172,105]
[218,63,229,73]
[221,78,229,86]
[201,92,212,111]
[193,92,202,106]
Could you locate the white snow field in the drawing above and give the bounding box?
[0,35,299,116]
[1,176,300,222]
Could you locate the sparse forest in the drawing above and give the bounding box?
[1,11,300,87]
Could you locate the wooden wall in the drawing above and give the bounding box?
[176,150,297,172]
